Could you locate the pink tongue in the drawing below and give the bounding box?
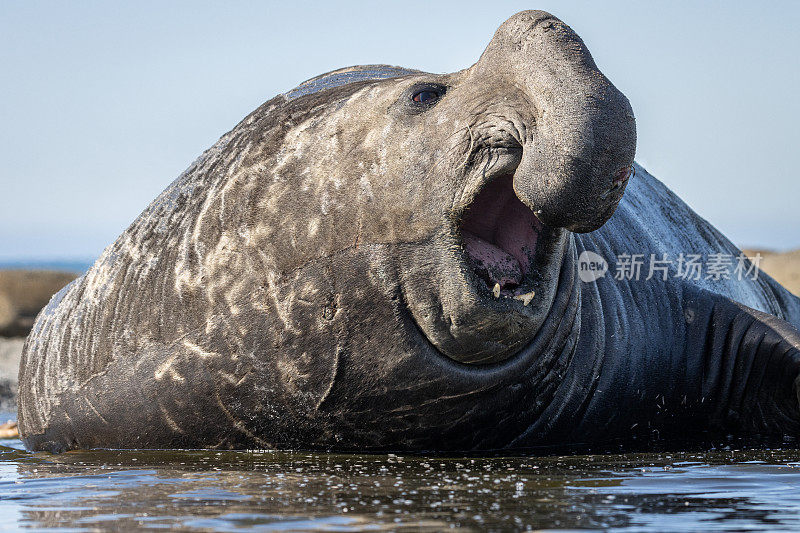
[463,230,522,287]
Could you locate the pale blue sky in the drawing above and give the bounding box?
[1,1,798,261]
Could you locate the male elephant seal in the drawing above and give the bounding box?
[18,11,800,453]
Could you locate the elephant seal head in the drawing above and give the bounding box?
[279,10,635,364]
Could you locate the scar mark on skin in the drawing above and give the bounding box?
[218,371,240,385]
[154,354,185,382]
[159,401,185,434]
[182,340,217,359]
[315,346,343,411]
[214,389,271,448]
[83,396,109,426]
[235,371,253,387]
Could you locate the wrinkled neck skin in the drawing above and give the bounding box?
[348,235,587,451]
[543,230,800,450]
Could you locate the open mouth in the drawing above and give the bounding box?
[460,174,543,303]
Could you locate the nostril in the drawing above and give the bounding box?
[600,165,634,200]
[613,165,634,187]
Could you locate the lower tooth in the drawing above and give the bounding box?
[514,291,535,306]
[492,283,501,298]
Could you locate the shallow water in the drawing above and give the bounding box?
[3,418,800,532]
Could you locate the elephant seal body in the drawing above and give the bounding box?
[18,11,800,452]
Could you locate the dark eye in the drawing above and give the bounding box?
[399,83,447,114]
[412,89,441,104]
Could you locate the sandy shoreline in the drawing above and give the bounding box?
[741,249,800,297]
[0,337,24,412]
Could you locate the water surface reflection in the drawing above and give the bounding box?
[3,437,800,531]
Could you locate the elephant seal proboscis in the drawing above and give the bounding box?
[18,10,800,453]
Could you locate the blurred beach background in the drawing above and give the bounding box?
[1,1,798,416]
